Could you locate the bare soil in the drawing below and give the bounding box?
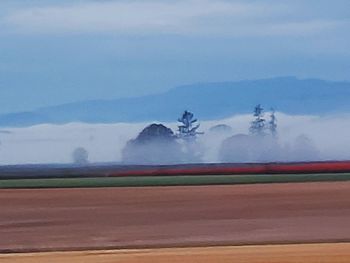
[1,243,350,263]
[1,182,350,252]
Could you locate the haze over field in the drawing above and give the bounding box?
[1,112,350,165]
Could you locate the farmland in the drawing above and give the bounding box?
[1,161,350,188]
[1,182,350,252]
[1,163,350,262]
[1,173,350,188]
[2,243,350,263]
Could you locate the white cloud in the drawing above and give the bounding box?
[4,1,256,34]
[3,0,346,36]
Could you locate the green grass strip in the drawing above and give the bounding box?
[0,173,350,189]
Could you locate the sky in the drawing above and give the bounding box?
[0,0,349,114]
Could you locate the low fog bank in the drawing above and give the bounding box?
[0,112,350,165]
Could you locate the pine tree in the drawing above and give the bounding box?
[268,108,277,137]
[177,110,202,141]
[249,104,266,136]
[177,110,204,162]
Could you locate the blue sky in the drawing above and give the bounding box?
[0,0,349,114]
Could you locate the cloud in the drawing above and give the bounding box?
[3,1,258,34]
[3,0,347,36]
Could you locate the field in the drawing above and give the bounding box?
[0,173,350,188]
[2,161,350,180]
[1,163,350,262]
[2,243,350,263]
[1,182,350,252]
[1,161,350,189]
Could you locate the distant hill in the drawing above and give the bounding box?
[1,76,350,127]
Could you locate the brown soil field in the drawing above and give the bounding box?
[1,243,350,263]
[0,182,350,252]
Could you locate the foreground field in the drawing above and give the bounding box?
[1,182,350,252]
[2,243,350,263]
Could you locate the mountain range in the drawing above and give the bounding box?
[1,76,350,127]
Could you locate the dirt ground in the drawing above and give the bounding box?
[1,243,350,263]
[1,182,350,252]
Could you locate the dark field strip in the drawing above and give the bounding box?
[1,173,350,188]
[2,161,350,180]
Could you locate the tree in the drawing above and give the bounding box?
[177,110,202,141]
[290,134,320,161]
[249,104,266,136]
[72,147,89,165]
[219,134,256,162]
[209,124,233,134]
[133,123,175,143]
[268,108,277,137]
[122,123,184,164]
[219,133,283,163]
[177,111,204,162]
